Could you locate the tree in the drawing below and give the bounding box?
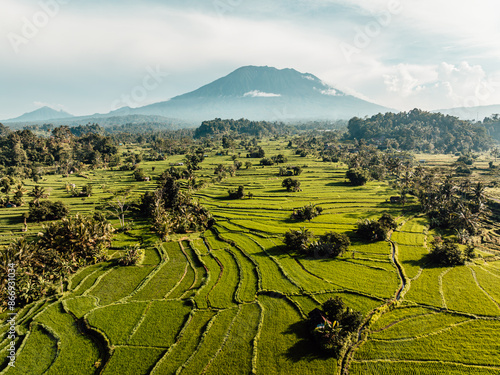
[234,160,243,170]
[282,178,301,192]
[283,228,314,252]
[101,187,133,231]
[30,185,48,207]
[430,237,473,266]
[318,231,351,257]
[245,161,253,169]
[228,185,245,199]
[133,168,147,181]
[28,200,69,222]
[346,168,370,186]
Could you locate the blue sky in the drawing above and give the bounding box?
[1,0,500,119]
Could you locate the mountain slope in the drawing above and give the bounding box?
[4,106,74,123]
[133,66,391,122]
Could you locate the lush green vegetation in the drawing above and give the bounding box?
[1,121,500,375]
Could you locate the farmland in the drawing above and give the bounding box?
[1,139,500,374]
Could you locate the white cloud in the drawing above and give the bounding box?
[243,91,281,98]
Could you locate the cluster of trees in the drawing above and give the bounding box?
[346,109,493,153]
[194,118,288,138]
[283,228,351,258]
[0,125,119,178]
[140,171,214,239]
[291,203,323,221]
[0,214,114,308]
[356,214,398,242]
[282,178,301,192]
[309,296,363,357]
[429,237,475,266]
[226,185,250,199]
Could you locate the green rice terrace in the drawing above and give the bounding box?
[2,140,500,375]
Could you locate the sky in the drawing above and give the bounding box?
[1,0,500,119]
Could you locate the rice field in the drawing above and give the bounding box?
[2,143,500,374]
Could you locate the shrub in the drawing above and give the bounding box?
[310,296,363,358]
[118,244,145,266]
[291,204,323,221]
[260,157,274,166]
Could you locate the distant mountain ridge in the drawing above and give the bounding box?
[4,106,74,123]
[132,66,392,122]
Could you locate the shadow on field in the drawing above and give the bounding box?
[284,320,330,362]
[325,181,349,187]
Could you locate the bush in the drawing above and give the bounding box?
[291,204,322,221]
[118,244,145,266]
[346,168,370,186]
[260,157,274,166]
[28,200,69,222]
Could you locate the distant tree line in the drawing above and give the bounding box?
[346,109,494,153]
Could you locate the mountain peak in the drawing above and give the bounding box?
[4,106,74,123]
[135,65,390,122]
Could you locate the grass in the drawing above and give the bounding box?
[86,302,148,345]
[102,347,165,375]
[150,310,216,374]
[441,266,500,315]
[128,300,192,348]
[177,308,239,375]
[204,303,261,375]
[5,324,58,375]
[356,320,500,366]
[256,295,337,374]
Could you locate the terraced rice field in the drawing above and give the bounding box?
[2,143,500,374]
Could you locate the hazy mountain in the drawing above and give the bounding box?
[4,106,74,123]
[132,66,392,122]
[433,105,500,122]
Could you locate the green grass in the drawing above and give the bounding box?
[5,324,58,375]
[177,308,239,375]
[128,300,192,348]
[356,320,500,366]
[351,361,500,374]
[150,310,216,374]
[21,303,100,375]
[404,267,446,307]
[63,296,97,319]
[369,312,469,340]
[442,266,500,315]
[256,295,337,374]
[102,347,165,375]
[86,302,148,345]
[207,250,239,308]
[89,266,155,305]
[204,303,261,375]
